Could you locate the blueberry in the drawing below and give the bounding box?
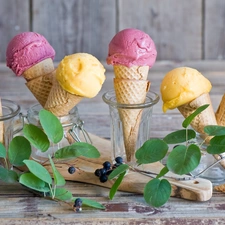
[74,198,82,207]
[99,168,107,175]
[115,156,123,164]
[100,174,108,183]
[95,169,101,177]
[113,163,122,169]
[68,166,76,174]
[103,161,111,170]
[106,169,113,175]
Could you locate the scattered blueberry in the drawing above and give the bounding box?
[103,161,111,170]
[115,156,123,164]
[68,166,76,174]
[95,169,101,177]
[73,198,82,212]
[100,174,108,183]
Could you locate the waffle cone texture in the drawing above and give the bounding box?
[113,65,150,162]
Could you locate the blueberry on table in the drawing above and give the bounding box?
[103,161,111,170]
[100,174,108,183]
[68,166,76,174]
[115,156,123,164]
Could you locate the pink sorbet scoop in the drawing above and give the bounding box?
[106,28,157,68]
[6,32,55,76]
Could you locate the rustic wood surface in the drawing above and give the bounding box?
[1,0,225,62]
[1,61,225,224]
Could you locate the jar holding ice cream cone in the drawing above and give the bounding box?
[103,90,159,165]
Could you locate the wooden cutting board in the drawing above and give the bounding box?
[43,133,212,202]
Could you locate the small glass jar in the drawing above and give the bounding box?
[102,90,159,165]
[0,99,20,168]
[16,104,90,162]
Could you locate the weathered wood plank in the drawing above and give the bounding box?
[0,0,29,62]
[204,0,225,60]
[32,0,116,62]
[118,0,202,61]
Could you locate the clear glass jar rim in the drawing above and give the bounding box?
[0,99,20,121]
[102,90,160,109]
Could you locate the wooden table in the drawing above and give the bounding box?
[1,61,225,224]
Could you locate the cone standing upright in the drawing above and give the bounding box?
[107,28,157,162]
[6,32,55,107]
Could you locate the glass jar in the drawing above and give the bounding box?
[16,104,90,162]
[0,99,20,168]
[102,90,159,165]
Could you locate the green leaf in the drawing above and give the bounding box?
[52,188,73,201]
[48,155,65,186]
[19,172,50,192]
[39,109,63,144]
[54,142,100,159]
[135,139,168,164]
[204,125,225,136]
[109,171,126,200]
[163,129,196,144]
[207,135,225,154]
[0,143,6,158]
[108,164,129,180]
[0,167,18,183]
[23,124,50,152]
[8,136,31,166]
[167,144,201,175]
[182,104,209,128]
[156,166,169,179]
[71,197,105,209]
[23,160,52,184]
[144,178,171,207]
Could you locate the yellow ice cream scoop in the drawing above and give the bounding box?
[56,53,106,98]
[160,67,212,112]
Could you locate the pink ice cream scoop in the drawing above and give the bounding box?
[6,32,55,76]
[106,28,157,68]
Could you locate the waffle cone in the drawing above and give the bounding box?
[26,71,54,107]
[114,78,150,162]
[23,58,55,81]
[44,76,83,117]
[114,65,149,80]
[215,94,225,126]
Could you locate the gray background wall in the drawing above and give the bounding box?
[1,0,225,63]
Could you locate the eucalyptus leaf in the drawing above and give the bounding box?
[8,136,31,166]
[167,144,201,175]
[156,166,169,179]
[23,124,50,152]
[23,160,52,184]
[0,143,6,158]
[19,172,50,192]
[49,155,65,186]
[163,129,196,144]
[144,178,171,207]
[71,197,105,209]
[204,125,225,136]
[207,135,225,154]
[108,164,129,180]
[52,188,73,201]
[135,139,168,164]
[0,167,18,183]
[182,104,209,128]
[54,142,100,159]
[39,109,63,144]
[109,171,126,200]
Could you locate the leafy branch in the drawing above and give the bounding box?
[108,104,225,207]
[0,109,105,211]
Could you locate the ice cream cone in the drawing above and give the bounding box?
[23,58,55,107]
[44,75,83,117]
[114,78,150,162]
[215,94,225,126]
[114,65,149,80]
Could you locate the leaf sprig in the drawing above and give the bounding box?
[108,104,225,207]
[0,109,105,211]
